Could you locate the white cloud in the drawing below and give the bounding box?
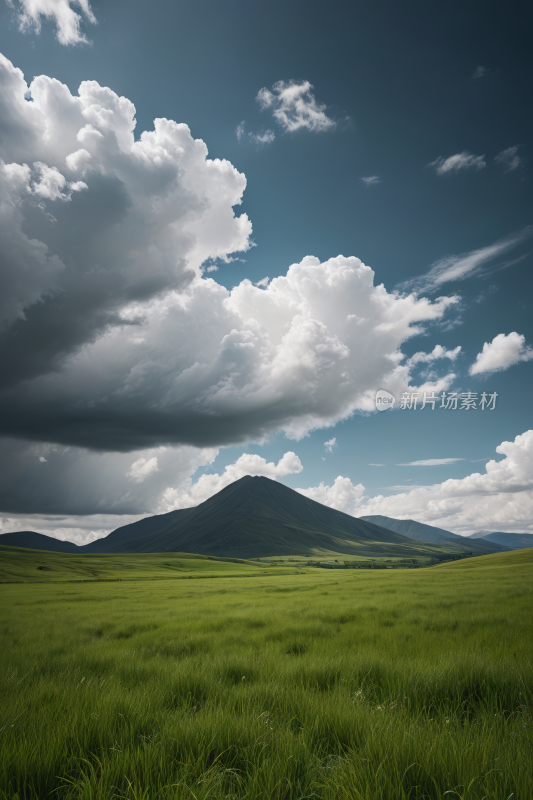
[158,451,303,511]
[297,430,533,534]
[406,344,461,368]
[1,252,460,450]
[428,151,486,175]
[256,80,336,133]
[368,463,386,467]
[249,130,275,145]
[297,475,365,514]
[0,51,251,370]
[361,176,381,186]
[396,458,464,467]
[127,455,160,483]
[495,146,523,172]
[399,226,533,293]
[324,437,336,453]
[472,66,487,79]
[39,456,47,462]
[236,121,245,141]
[7,0,97,45]
[0,55,464,465]
[469,332,533,375]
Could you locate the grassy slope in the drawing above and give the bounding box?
[0,545,303,583]
[0,542,467,584]
[0,549,531,799]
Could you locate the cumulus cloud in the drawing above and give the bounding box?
[297,475,365,515]
[159,451,303,512]
[428,151,486,175]
[324,437,336,453]
[495,146,523,172]
[256,80,336,133]
[406,344,461,369]
[400,226,533,293]
[297,430,533,534]
[469,332,533,375]
[127,455,160,483]
[7,0,97,45]
[0,250,460,451]
[0,52,251,384]
[361,176,381,186]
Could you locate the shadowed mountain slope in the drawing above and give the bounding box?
[470,532,533,550]
[82,476,457,559]
[359,515,508,555]
[0,531,81,553]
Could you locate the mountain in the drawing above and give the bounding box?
[83,475,451,559]
[472,532,533,550]
[359,515,508,555]
[0,531,81,553]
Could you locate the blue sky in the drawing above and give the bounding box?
[0,0,532,541]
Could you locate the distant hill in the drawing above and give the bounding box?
[472,532,533,550]
[0,531,81,553]
[359,515,508,555]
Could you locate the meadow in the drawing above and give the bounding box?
[0,547,532,800]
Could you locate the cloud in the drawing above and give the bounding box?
[495,146,523,172]
[0,250,460,451]
[236,121,245,141]
[0,52,251,385]
[256,80,336,133]
[127,455,159,483]
[406,344,461,368]
[469,332,533,376]
[0,55,463,465]
[361,176,381,186]
[396,458,464,467]
[297,430,533,533]
[472,66,487,79]
[0,438,219,517]
[249,130,275,145]
[428,151,486,175]
[368,463,386,466]
[297,475,365,513]
[324,437,336,453]
[399,226,533,293]
[7,0,97,45]
[158,451,303,512]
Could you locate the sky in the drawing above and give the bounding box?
[0,0,532,543]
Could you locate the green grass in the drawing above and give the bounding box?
[1,548,532,799]
[0,546,303,583]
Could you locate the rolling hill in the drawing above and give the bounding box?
[359,515,508,555]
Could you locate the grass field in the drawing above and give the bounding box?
[1,546,532,800]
